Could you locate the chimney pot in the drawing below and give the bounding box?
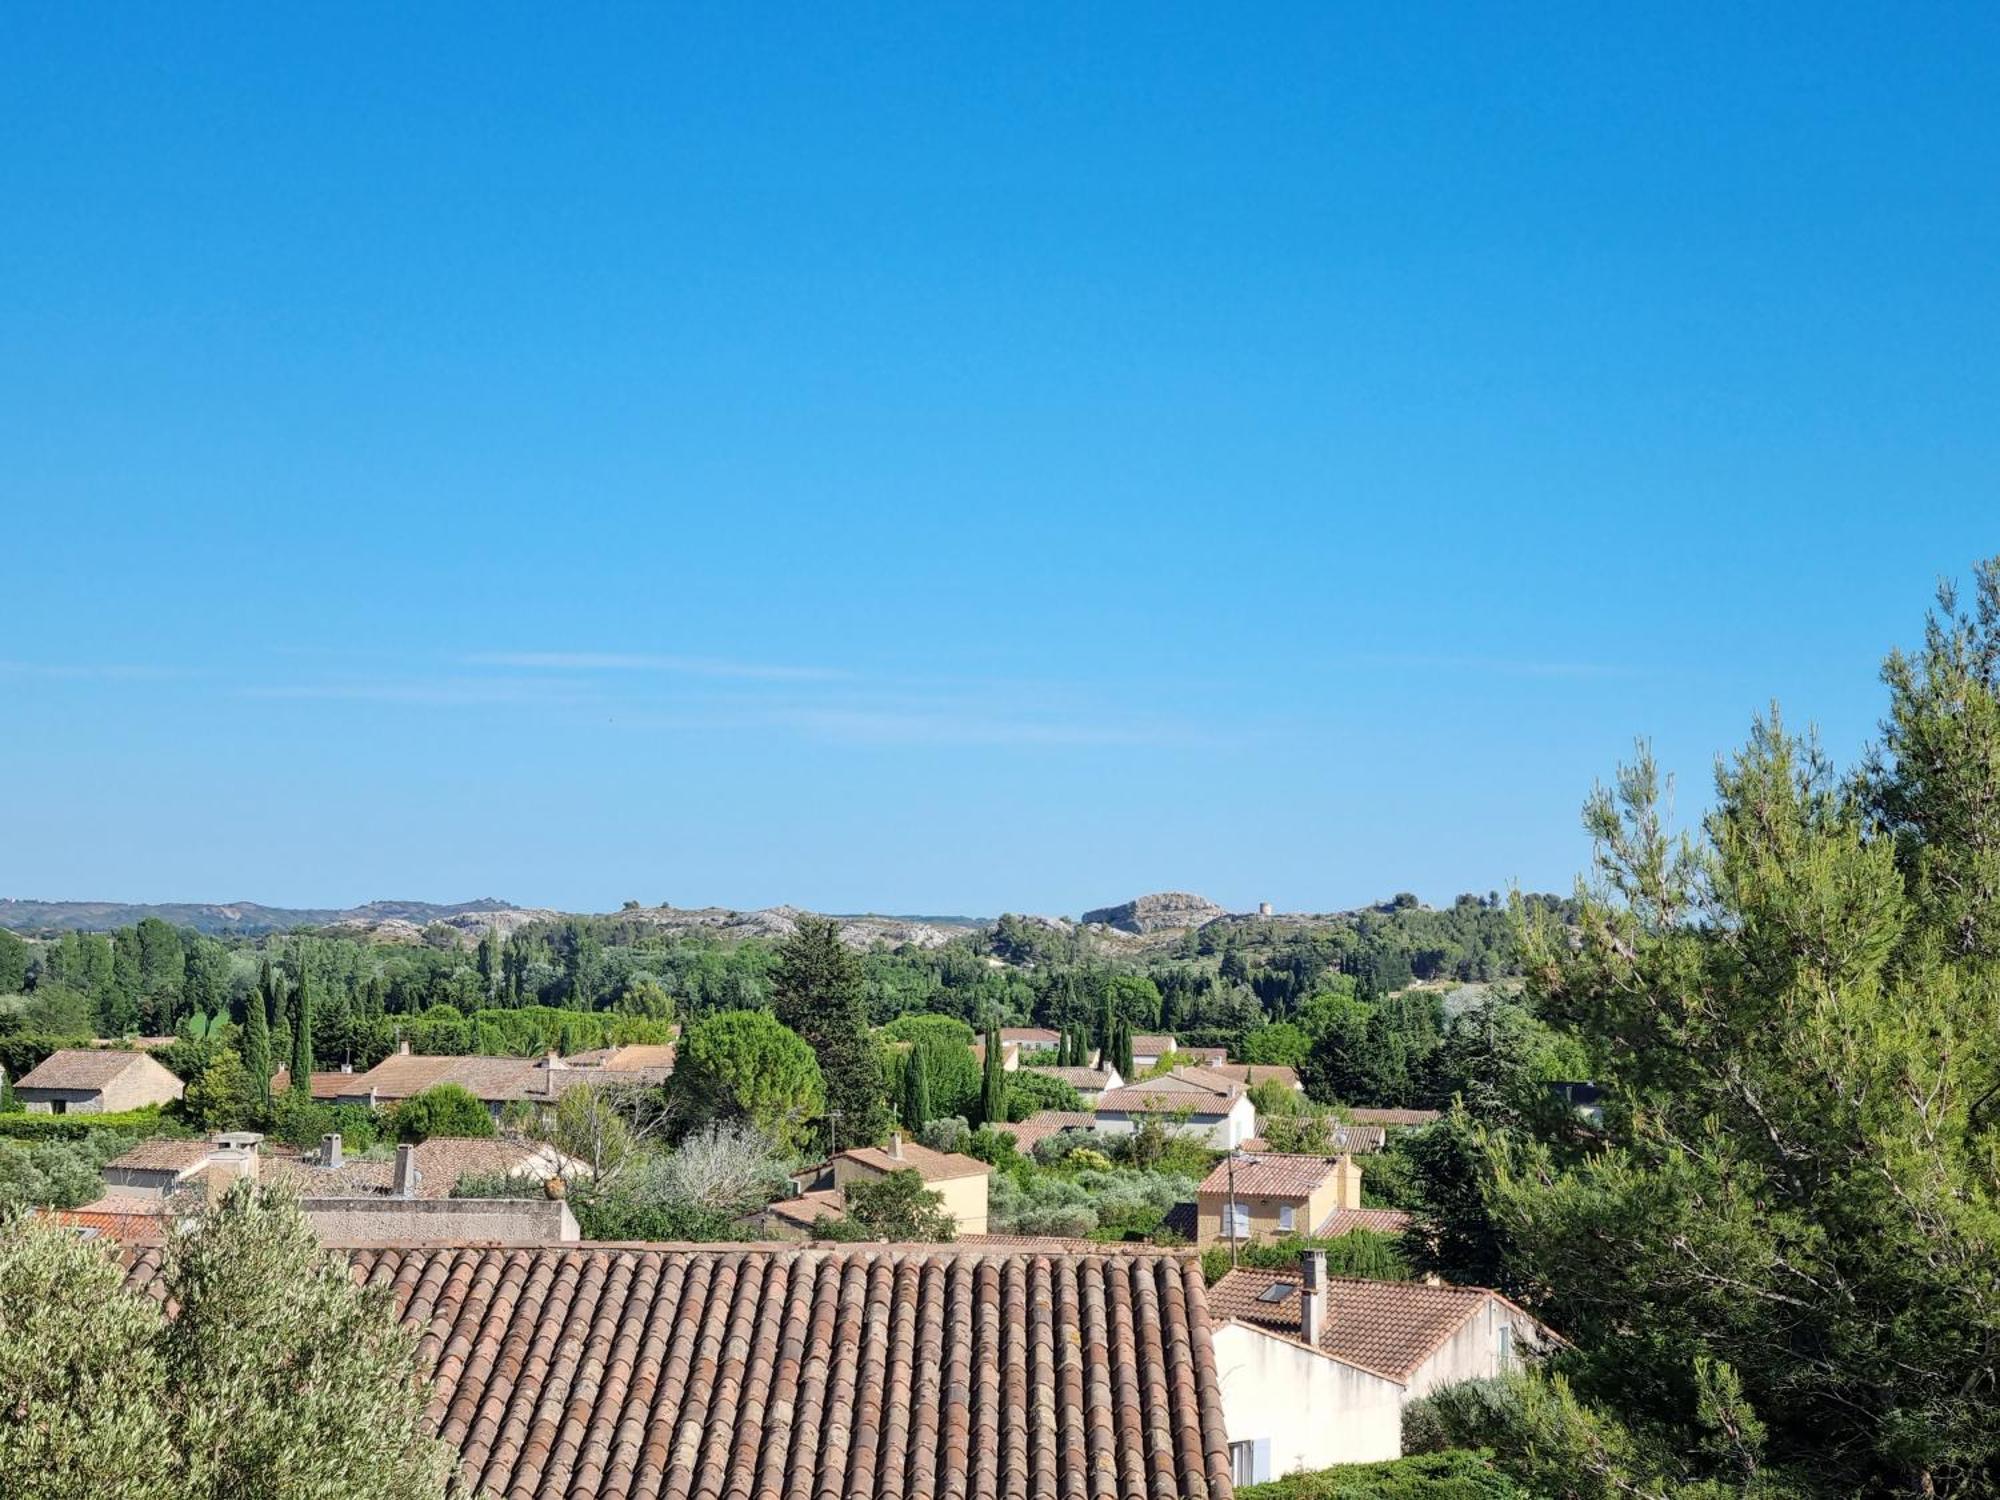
[392,1143,419,1198]
[320,1132,343,1170]
[1299,1249,1328,1346]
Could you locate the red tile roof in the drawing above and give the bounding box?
[836,1140,989,1182]
[1208,1267,1526,1381]
[993,1111,1099,1154]
[1020,1065,1117,1090]
[1099,1069,1244,1115]
[268,1069,354,1100]
[123,1243,1239,1500]
[1131,1035,1178,1055]
[1196,1152,1340,1199]
[998,1027,1060,1045]
[16,1048,175,1091]
[1312,1208,1412,1238]
[1175,1048,1229,1065]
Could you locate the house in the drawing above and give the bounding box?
[1019,1062,1123,1105]
[1177,1046,1230,1066]
[88,1132,581,1245]
[994,1109,1099,1156]
[998,1026,1060,1049]
[1095,1068,1256,1149]
[773,1132,993,1237]
[967,1037,1022,1072]
[123,1243,1241,1500]
[1210,1252,1557,1404]
[1208,1252,1408,1473]
[1195,1151,1364,1246]
[13,1048,184,1114]
[1131,1033,1178,1071]
[327,1046,665,1121]
[1240,1122,1386,1155]
[268,1068,359,1100]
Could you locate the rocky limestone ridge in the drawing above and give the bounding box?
[1079,892,1230,935]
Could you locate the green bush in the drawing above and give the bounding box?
[388,1084,495,1142]
[0,1106,180,1142]
[0,1136,130,1211]
[1005,1069,1084,1117]
[1236,1451,1525,1500]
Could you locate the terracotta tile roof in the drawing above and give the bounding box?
[1204,1064,1301,1090]
[1312,1208,1412,1238]
[838,1140,990,1182]
[564,1043,678,1071]
[998,1027,1060,1045]
[40,1199,171,1244]
[1175,1048,1229,1065]
[262,1139,561,1200]
[123,1243,1238,1500]
[1342,1108,1442,1128]
[1208,1267,1517,1381]
[1196,1152,1339,1200]
[1099,1070,1244,1115]
[17,1048,169,1091]
[763,1188,849,1228]
[268,1069,354,1100]
[993,1111,1099,1154]
[1131,1035,1177,1055]
[332,1054,658,1104]
[1237,1123,1384,1155]
[1020,1065,1117,1090]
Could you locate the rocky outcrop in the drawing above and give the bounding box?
[1079,892,1228,935]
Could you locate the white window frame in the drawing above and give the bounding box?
[1277,1203,1296,1232]
[1228,1202,1251,1240]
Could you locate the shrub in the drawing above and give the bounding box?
[918,1116,972,1154]
[0,1106,179,1143]
[1199,1228,1412,1286]
[1235,1450,1525,1500]
[1005,1070,1084,1117]
[0,1137,120,1211]
[389,1084,495,1143]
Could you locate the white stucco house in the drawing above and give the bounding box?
[1207,1251,1559,1479]
[1092,1068,1256,1149]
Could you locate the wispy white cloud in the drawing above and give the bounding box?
[0,660,192,681]
[774,707,1224,749]
[241,676,602,707]
[464,651,847,682]
[1350,652,1637,681]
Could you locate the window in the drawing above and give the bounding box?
[1230,1441,1270,1485]
[1230,1443,1256,1487]
[1228,1203,1250,1240]
[1277,1203,1296,1231]
[48,1099,66,1116]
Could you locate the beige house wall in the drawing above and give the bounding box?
[1194,1157,1363,1246]
[832,1159,991,1236]
[1405,1298,1546,1399]
[20,1057,184,1115]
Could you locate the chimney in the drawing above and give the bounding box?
[320,1132,343,1170]
[392,1143,419,1199]
[397,1039,411,1056]
[889,1130,904,1160]
[1300,1249,1328,1346]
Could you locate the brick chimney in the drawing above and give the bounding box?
[320,1132,343,1170]
[889,1130,904,1160]
[1300,1249,1327,1346]
[392,1143,419,1198]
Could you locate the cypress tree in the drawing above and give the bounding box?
[289,961,313,1100]
[243,973,272,1104]
[1096,990,1114,1060]
[902,1044,932,1131]
[773,918,891,1145]
[1115,1020,1135,1080]
[979,1021,1007,1126]
[0,1069,14,1113]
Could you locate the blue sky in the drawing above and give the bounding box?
[3,6,1997,916]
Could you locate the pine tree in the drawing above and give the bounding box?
[901,1044,932,1131]
[773,918,890,1145]
[242,974,272,1105]
[979,1021,1007,1126]
[288,961,313,1100]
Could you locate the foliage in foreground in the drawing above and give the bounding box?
[0,1185,454,1500]
[1237,1450,1525,1500]
[1198,1227,1410,1286]
[1459,561,2000,1498]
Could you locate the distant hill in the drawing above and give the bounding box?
[0,897,516,937]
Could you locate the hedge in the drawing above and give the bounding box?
[0,1105,186,1142]
[1236,1451,1524,1500]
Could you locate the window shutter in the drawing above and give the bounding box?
[1252,1439,1272,1482]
